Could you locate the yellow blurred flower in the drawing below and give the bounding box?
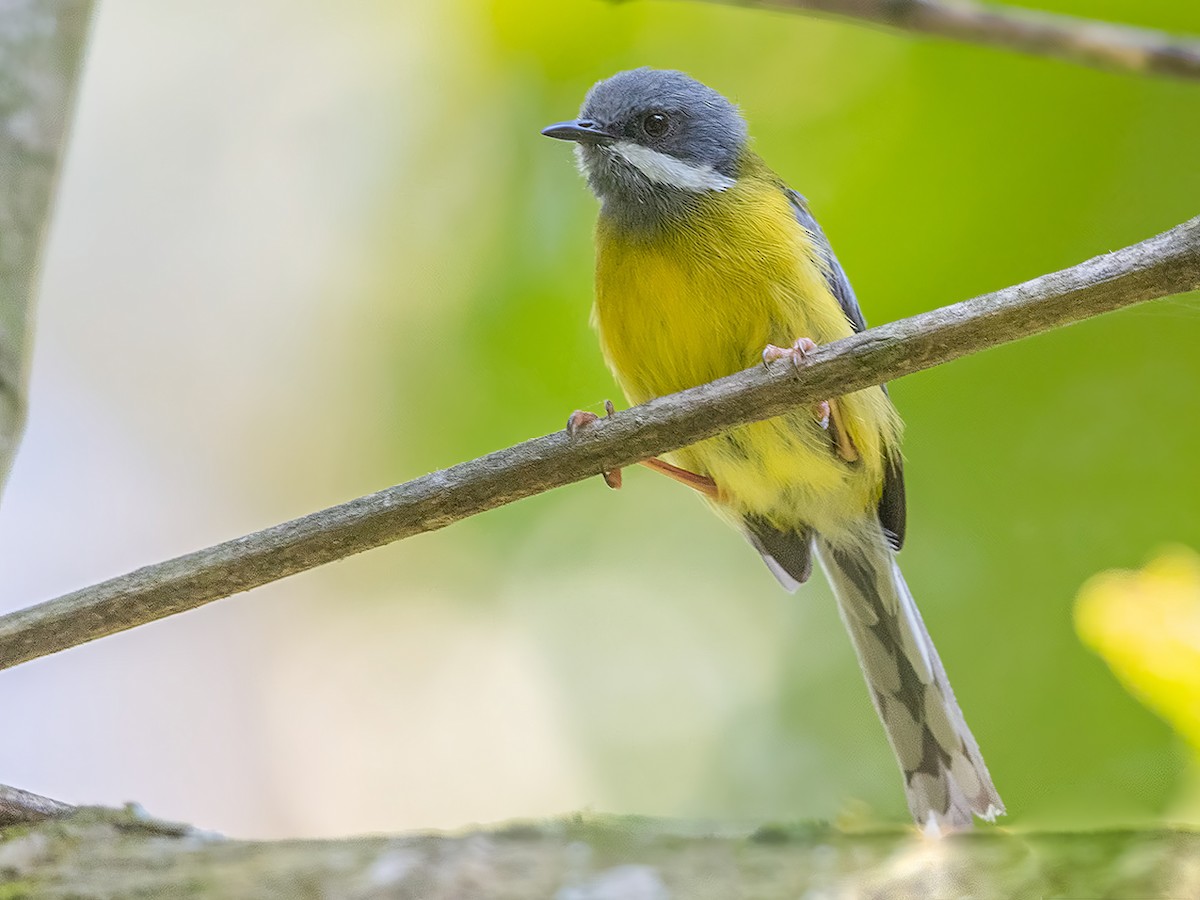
[1075,547,1200,752]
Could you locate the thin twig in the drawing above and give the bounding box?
[704,0,1200,81]
[1,216,1198,671]
[0,782,74,828]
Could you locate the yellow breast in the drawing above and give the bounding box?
[591,162,901,536]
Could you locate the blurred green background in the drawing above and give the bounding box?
[1,0,1198,838]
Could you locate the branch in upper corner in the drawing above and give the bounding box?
[0,215,1197,672]
[0,782,74,828]
[703,0,1200,81]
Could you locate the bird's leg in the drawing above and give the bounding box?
[762,337,860,463]
[638,456,720,499]
[566,400,720,498]
[825,398,859,463]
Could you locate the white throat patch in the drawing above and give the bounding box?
[611,141,735,193]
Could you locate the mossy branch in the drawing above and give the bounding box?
[0,812,1197,898]
[0,783,73,829]
[0,215,1197,671]
[705,0,1200,80]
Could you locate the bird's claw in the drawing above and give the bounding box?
[566,409,599,435]
[762,336,859,461]
[814,399,831,431]
[566,401,622,489]
[762,336,818,368]
[763,337,831,429]
[565,400,719,497]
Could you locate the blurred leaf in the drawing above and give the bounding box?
[1076,547,1200,753]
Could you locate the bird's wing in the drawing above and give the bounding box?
[785,189,866,333]
[745,515,813,592]
[785,189,906,550]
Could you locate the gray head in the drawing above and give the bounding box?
[542,68,748,225]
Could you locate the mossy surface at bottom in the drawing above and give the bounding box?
[0,811,1197,899]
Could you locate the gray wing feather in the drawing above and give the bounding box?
[786,189,866,333]
[785,189,906,550]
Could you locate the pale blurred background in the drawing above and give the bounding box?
[1,0,1199,839]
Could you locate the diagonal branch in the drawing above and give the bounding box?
[1,215,1198,672]
[703,0,1200,81]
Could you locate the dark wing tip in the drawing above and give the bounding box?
[745,517,814,590]
[877,451,907,551]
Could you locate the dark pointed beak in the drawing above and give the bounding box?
[541,119,616,145]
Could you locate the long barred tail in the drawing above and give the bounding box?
[815,530,1004,831]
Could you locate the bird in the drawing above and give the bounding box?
[542,67,1003,831]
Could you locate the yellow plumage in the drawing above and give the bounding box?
[592,152,902,540]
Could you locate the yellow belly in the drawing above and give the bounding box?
[592,171,901,537]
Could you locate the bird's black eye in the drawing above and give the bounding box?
[642,112,669,138]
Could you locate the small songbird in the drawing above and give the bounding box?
[543,68,1003,830]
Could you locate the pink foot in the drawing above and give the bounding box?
[566,400,622,489]
[566,401,720,497]
[762,336,818,365]
[762,337,859,462]
[762,338,830,429]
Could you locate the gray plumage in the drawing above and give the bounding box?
[579,67,747,177]
[568,68,747,229]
